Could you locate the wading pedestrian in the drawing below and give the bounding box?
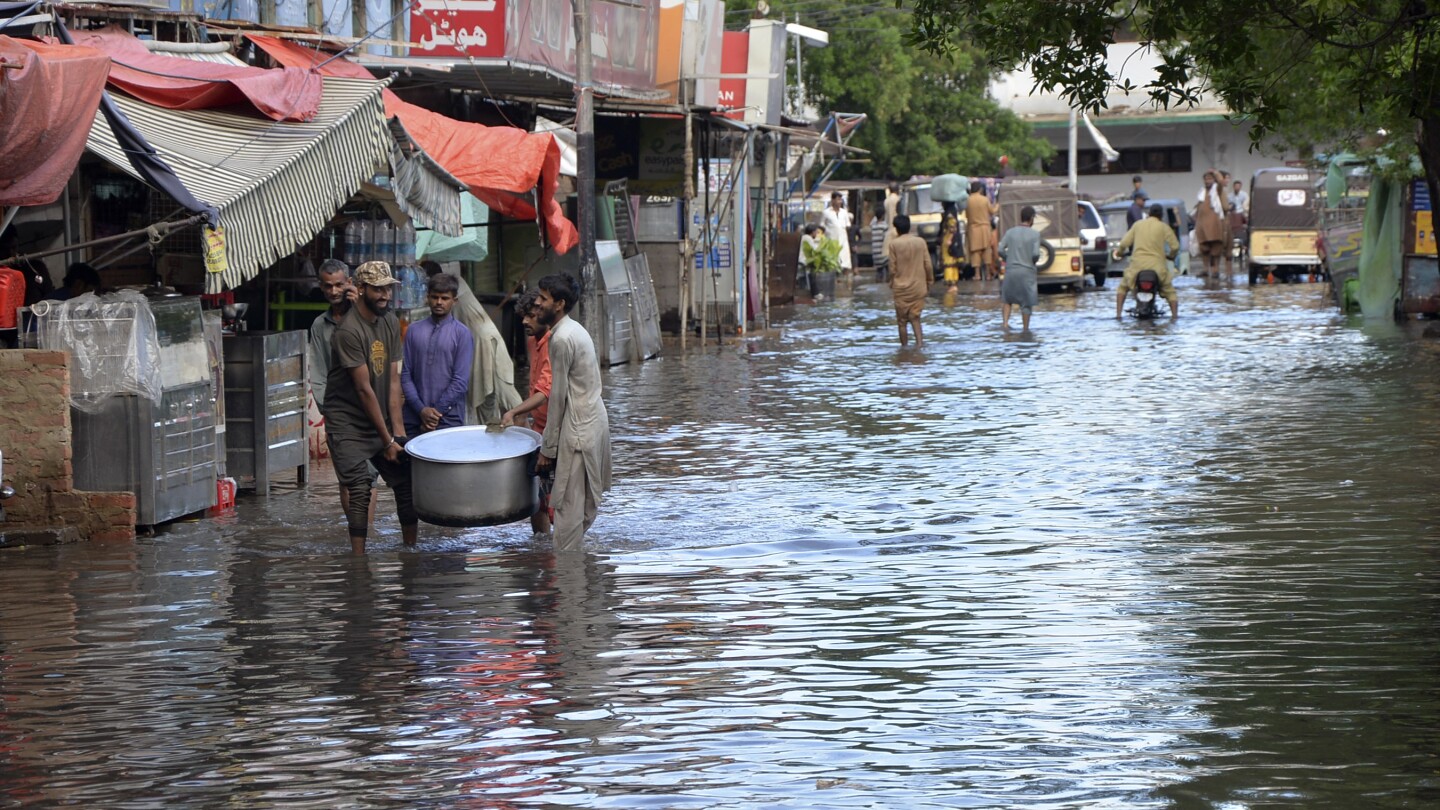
[401,272,473,436]
[324,261,418,554]
[533,274,611,552]
[886,214,932,348]
[998,205,1043,331]
[309,259,375,534]
[966,182,999,280]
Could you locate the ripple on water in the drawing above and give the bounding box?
[2,278,1438,807]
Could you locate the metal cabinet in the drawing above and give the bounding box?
[69,297,218,526]
[223,330,309,495]
[72,384,219,526]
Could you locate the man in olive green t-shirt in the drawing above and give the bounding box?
[324,261,418,553]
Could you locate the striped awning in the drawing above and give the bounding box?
[160,46,464,239]
[387,117,466,237]
[85,75,392,292]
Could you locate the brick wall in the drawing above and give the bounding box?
[0,350,137,542]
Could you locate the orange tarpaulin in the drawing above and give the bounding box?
[247,35,577,255]
[72,27,321,122]
[0,36,110,206]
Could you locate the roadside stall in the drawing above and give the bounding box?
[33,292,218,526]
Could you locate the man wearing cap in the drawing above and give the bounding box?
[324,260,418,553]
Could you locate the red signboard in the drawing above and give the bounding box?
[718,31,747,118]
[410,0,507,59]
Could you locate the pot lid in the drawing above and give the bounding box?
[404,425,541,463]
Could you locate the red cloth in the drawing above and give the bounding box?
[0,37,110,206]
[71,27,321,122]
[246,35,577,254]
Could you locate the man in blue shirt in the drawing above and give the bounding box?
[401,273,474,436]
[1126,191,1148,228]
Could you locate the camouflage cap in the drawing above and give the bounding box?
[354,260,399,286]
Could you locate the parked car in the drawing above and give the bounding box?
[1098,198,1193,278]
[1077,200,1108,287]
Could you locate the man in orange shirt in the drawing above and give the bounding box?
[501,289,553,533]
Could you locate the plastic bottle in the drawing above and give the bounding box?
[354,220,372,264]
[396,265,413,310]
[344,220,361,265]
[374,220,394,267]
[412,264,427,309]
[398,223,416,266]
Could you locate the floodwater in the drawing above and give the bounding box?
[4,275,1440,808]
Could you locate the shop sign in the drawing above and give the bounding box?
[638,119,685,181]
[717,31,748,119]
[410,0,507,58]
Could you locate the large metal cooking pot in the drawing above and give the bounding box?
[404,426,542,527]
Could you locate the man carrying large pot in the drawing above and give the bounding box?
[324,261,419,554]
[532,274,611,552]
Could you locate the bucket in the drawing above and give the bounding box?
[207,477,237,517]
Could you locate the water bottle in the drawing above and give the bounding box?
[374,220,394,266]
[356,220,373,264]
[398,223,416,266]
[344,220,361,265]
[395,265,413,310]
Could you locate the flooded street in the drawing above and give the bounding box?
[4,275,1440,808]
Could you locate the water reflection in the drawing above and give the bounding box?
[2,276,1438,806]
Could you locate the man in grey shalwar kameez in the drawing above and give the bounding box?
[533,274,612,551]
[449,273,522,424]
[997,205,1042,331]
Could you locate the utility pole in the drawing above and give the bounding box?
[1067,107,1079,191]
[574,0,599,333]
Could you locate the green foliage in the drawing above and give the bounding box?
[723,0,1052,178]
[904,0,1440,192]
[802,235,843,273]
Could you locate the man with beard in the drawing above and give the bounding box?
[532,274,611,551]
[325,261,417,553]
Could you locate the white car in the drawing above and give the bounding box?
[1078,200,1108,287]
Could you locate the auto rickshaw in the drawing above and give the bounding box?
[997,177,1084,289]
[899,178,946,258]
[1247,168,1323,284]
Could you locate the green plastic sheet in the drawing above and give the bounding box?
[1356,176,1402,318]
[416,193,489,263]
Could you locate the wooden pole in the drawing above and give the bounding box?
[574,0,599,335]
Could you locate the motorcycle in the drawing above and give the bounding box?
[1130,268,1165,319]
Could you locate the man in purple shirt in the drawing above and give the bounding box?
[401,273,474,436]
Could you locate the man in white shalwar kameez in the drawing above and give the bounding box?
[533,274,611,551]
[448,273,522,425]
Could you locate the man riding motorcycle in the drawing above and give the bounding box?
[1113,203,1180,320]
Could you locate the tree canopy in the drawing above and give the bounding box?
[723,0,1052,179]
[906,0,1440,194]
